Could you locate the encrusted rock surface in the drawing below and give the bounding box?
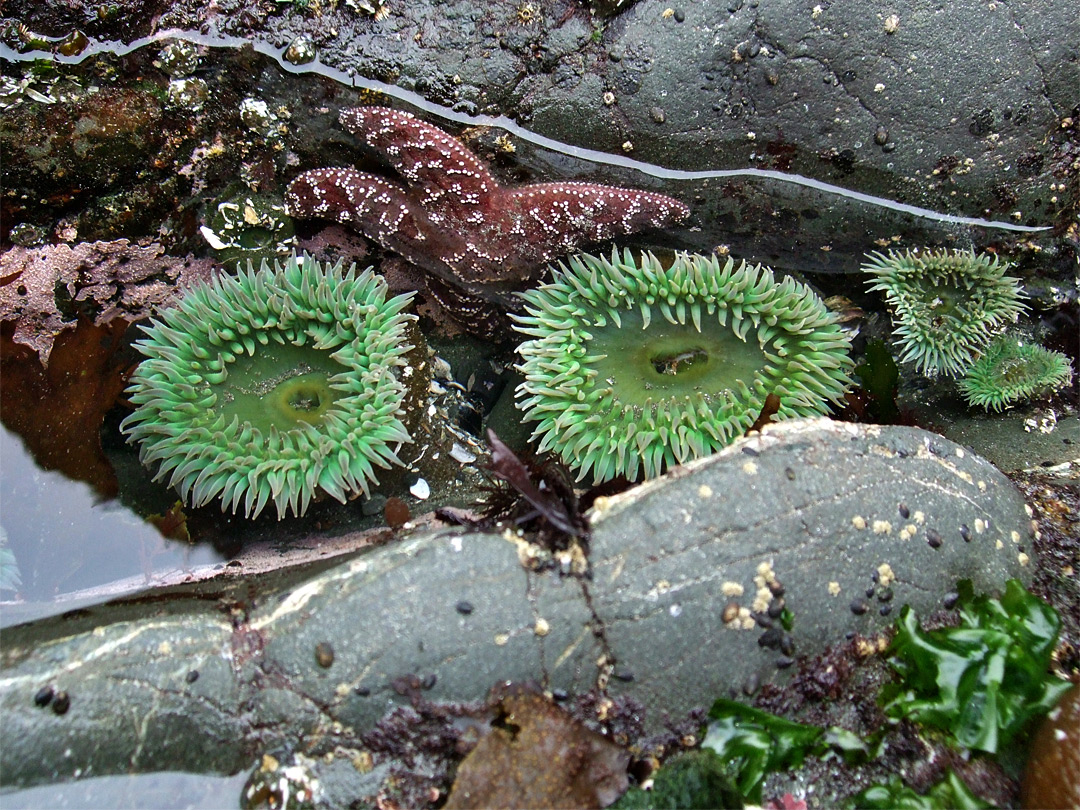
[2,0,1077,275]
[0,419,1035,792]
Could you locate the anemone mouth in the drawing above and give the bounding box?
[513,249,854,483]
[588,306,772,412]
[215,342,344,432]
[121,256,416,520]
[863,248,1028,377]
[958,335,1074,412]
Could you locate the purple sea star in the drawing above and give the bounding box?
[285,107,690,334]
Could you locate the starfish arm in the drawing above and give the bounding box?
[340,107,496,226]
[425,276,514,339]
[285,167,477,283]
[286,109,694,338]
[286,167,425,241]
[499,181,691,266]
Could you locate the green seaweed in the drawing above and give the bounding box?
[702,700,868,804]
[881,579,1070,753]
[611,750,743,809]
[695,581,1066,807]
[847,771,993,810]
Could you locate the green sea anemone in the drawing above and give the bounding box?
[513,249,854,483]
[863,248,1027,377]
[122,256,416,519]
[958,334,1073,412]
[200,191,296,271]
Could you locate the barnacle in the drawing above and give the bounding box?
[122,256,416,519]
[512,250,853,482]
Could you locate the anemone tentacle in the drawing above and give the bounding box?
[122,255,416,519]
[862,248,1027,377]
[513,249,853,483]
[958,334,1073,412]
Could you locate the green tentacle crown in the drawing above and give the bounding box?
[863,248,1027,377]
[122,256,416,519]
[513,250,854,483]
[959,334,1073,412]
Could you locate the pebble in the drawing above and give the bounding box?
[742,673,759,695]
[410,478,431,500]
[51,691,70,715]
[314,642,335,668]
[758,627,783,649]
[450,442,477,463]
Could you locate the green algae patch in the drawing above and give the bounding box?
[703,699,868,804]
[882,578,1070,753]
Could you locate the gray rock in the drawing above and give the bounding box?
[0,419,1035,791]
[5,0,1075,272]
[587,418,1037,719]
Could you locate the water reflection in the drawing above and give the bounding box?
[0,425,226,628]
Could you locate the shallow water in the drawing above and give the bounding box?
[0,15,1076,808]
[0,16,1069,637]
[0,425,227,628]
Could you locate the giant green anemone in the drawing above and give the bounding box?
[958,334,1073,412]
[122,256,416,519]
[512,249,854,483]
[863,248,1027,377]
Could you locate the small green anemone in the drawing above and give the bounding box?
[122,256,416,519]
[200,191,296,271]
[958,334,1074,412]
[513,249,854,483]
[863,248,1027,377]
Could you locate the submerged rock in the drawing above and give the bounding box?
[0,419,1035,798]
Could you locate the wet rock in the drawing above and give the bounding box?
[587,419,1036,723]
[3,0,1076,273]
[0,419,1034,796]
